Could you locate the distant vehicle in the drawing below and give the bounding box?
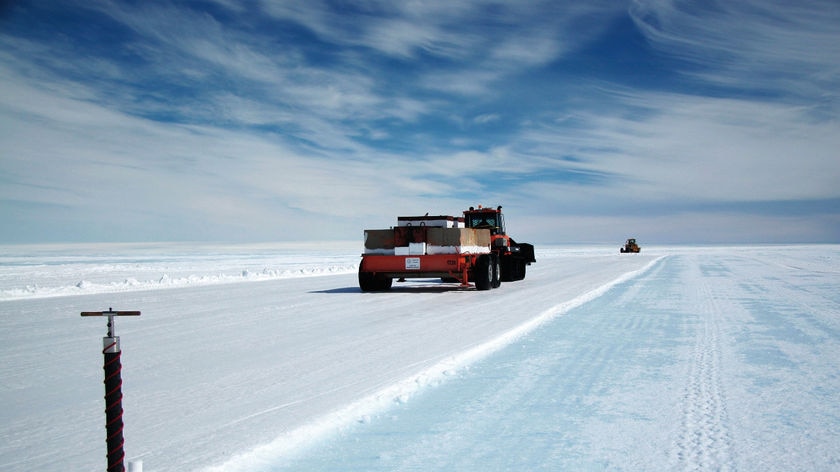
[359,205,535,291]
[620,238,641,253]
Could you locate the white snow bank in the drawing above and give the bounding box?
[0,242,360,300]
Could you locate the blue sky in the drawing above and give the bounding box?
[1,0,838,244]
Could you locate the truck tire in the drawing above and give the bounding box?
[359,270,392,292]
[474,254,493,291]
[503,258,526,281]
[500,256,512,282]
[517,261,526,280]
[491,253,501,288]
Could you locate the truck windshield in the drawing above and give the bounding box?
[468,215,494,228]
[467,213,499,234]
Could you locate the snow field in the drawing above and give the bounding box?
[1,244,838,471]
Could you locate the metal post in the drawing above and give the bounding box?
[82,308,141,472]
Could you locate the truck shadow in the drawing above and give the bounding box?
[311,279,475,294]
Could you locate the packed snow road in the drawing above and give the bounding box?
[1,244,838,471]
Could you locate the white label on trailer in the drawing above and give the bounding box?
[405,257,421,270]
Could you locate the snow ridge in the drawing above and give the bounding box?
[203,257,665,472]
[1,264,359,301]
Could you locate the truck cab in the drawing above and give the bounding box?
[464,205,535,279]
[464,206,505,235]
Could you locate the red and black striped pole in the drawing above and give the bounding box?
[82,309,141,472]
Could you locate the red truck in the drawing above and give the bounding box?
[359,206,535,291]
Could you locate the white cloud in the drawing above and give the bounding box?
[0,61,488,241]
[473,113,500,124]
[516,90,840,204]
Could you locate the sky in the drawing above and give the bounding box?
[1,0,838,245]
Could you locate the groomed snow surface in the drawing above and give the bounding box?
[1,243,838,471]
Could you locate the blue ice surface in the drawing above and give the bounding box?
[267,250,840,472]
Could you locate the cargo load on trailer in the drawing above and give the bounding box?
[359,206,535,291]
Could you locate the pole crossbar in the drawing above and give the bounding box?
[81,311,141,317]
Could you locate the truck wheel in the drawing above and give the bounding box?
[377,274,393,290]
[507,259,526,281]
[491,254,501,288]
[500,257,512,282]
[474,254,493,291]
[359,270,376,291]
[359,270,392,292]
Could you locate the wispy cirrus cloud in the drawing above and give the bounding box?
[629,0,840,105]
[514,89,840,202]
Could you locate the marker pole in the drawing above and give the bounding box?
[81,309,141,472]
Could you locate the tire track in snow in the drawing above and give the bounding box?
[673,256,734,471]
